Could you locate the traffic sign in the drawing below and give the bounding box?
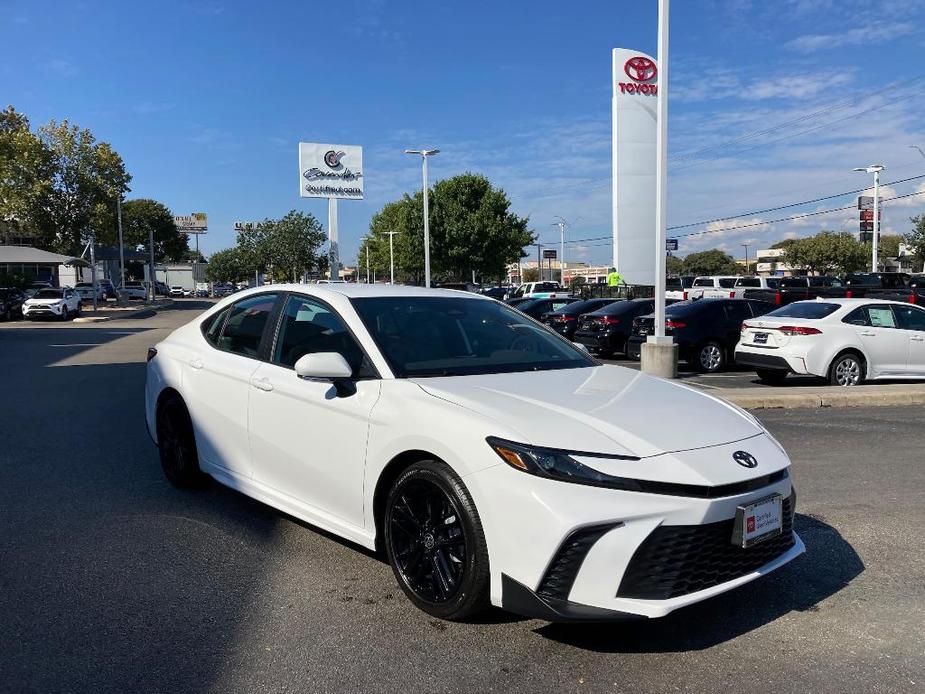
[858,196,874,210]
[542,249,557,259]
[666,238,678,251]
[859,209,881,221]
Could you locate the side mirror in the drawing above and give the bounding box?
[294,352,353,380]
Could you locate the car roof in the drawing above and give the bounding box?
[813,297,913,305]
[226,283,494,301]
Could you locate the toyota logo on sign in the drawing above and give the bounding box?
[733,451,758,469]
[624,56,657,82]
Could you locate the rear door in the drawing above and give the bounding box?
[843,304,909,376]
[722,301,753,352]
[894,304,925,375]
[183,293,280,479]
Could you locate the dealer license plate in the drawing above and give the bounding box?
[753,332,769,344]
[732,494,783,547]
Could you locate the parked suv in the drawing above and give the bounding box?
[627,298,775,372]
[0,287,26,321]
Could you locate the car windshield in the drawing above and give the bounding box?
[351,296,596,377]
[765,302,841,319]
[34,289,63,299]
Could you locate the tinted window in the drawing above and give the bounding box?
[666,277,682,289]
[34,289,63,299]
[693,278,713,287]
[351,296,595,377]
[767,278,780,288]
[894,305,925,332]
[845,274,875,287]
[555,299,613,315]
[766,302,841,319]
[718,278,737,289]
[273,295,374,377]
[780,277,808,288]
[844,305,896,328]
[724,302,753,322]
[202,308,230,347]
[218,294,278,357]
[735,277,760,288]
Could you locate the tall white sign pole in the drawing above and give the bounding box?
[653,0,669,340]
[328,198,339,280]
[422,155,432,288]
[872,168,880,272]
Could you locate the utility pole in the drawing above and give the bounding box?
[385,231,399,284]
[531,243,544,281]
[741,243,750,275]
[854,164,885,272]
[148,224,156,303]
[90,232,98,312]
[405,149,440,287]
[552,217,568,286]
[366,245,370,284]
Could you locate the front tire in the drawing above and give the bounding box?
[156,394,206,488]
[829,352,864,387]
[384,460,490,620]
[60,306,69,321]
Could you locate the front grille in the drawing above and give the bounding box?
[537,523,619,601]
[617,496,795,600]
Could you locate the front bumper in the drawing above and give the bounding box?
[23,305,63,317]
[467,436,804,621]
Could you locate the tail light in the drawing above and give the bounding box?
[774,291,782,305]
[682,291,688,301]
[845,289,853,298]
[552,315,576,323]
[729,291,736,298]
[146,347,158,362]
[741,322,751,334]
[600,316,621,325]
[665,319,686,330]
[778,326,822,336]
[909,293,917,305]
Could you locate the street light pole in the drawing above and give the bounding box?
[404,149,440,287]
[366,245,370,284]
[385,231,399,284]
[742,243,750,274]
[854,164,885,272]
[552,217,568,286]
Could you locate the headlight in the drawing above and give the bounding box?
[486,437,644,491]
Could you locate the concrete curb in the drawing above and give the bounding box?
[714,384,925,410]
[72,300,175,324]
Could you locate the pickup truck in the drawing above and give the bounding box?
[701,275,779,299]
[742,275,846,306]
[665,275,695,300]
[686,276,739,301]
[842,272,913,300]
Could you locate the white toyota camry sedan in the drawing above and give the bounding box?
[145,284,804,622]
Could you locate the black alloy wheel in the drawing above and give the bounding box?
[60,306,68,321]
[385,460,489,620]
[156,395,206,488]
[696,341,725,373]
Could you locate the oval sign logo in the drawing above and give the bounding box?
[733,451,758,468]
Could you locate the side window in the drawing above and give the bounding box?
[202,308,230,347]
[718,278,737,289]
[736,278,760,288]
[724,302,752,322]
[273,295,375,377]
[895,306,925,332]
[867,306,897,328]
[218,294,278,358]
[843,307,870,326]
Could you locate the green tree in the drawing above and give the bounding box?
[237,210,326,281]
[33,119,130,253]
[205,247,252,283]
[121,199,189,261]
[569,275,586,292]
[783,231,867,274]
[666,255,684,275]
[682,249,738,276]
[521,267,539,282]
[878,234,902,259]
[904,215,925,271]
[0,106,54,243]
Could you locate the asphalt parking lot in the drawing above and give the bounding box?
[1,303,923,693]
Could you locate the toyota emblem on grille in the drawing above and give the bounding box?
[733,451,758,468]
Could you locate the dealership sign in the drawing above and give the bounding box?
[612,48,659,285]
[173,212,208,233]
[298,143,364,199]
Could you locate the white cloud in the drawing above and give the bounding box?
[786,22,916,53]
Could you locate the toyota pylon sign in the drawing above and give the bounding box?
[298,143,364,199]
[612,48,658,285]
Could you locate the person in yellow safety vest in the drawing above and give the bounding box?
[606,268,624,287]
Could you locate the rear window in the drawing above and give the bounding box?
[765,302,841,319]
[692,278,713,287]
[735,277,761,288]
[666,277,682,289]
[718,278,737,288]
[780,277,808,288]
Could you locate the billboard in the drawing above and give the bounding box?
[612,48,658,285]
[298,143,364,199]
[174,212,208,233]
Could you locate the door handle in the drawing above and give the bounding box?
[188,358,203,370]
[860,331,876,337]
[912,336,925,342]
[251,377,274,392]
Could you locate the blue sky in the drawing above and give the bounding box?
[3,0,925,266]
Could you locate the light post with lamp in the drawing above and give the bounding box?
[853,164,884,271]
[404,149,440,287]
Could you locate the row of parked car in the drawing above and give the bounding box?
[502,290,925,386]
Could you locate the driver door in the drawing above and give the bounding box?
[247,294,381,527]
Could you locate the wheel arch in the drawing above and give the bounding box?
[371,449,447,553]
[828,346,868,376]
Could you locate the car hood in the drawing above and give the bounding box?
[25,297,63,305]
[413,365,762,459]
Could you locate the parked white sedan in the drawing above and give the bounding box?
[22,287,82,320]
[146,285,803,622]
[736,298,925,385]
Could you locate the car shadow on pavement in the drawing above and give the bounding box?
[535,513,863,652]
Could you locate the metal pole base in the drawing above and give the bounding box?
[640,337,678,379]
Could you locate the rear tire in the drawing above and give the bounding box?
[60,306,69,321]
[829,352,864,387]
[696,341,725,373]
[384,460,490,621]
[156,394,206,488]
[755,368,787,385]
